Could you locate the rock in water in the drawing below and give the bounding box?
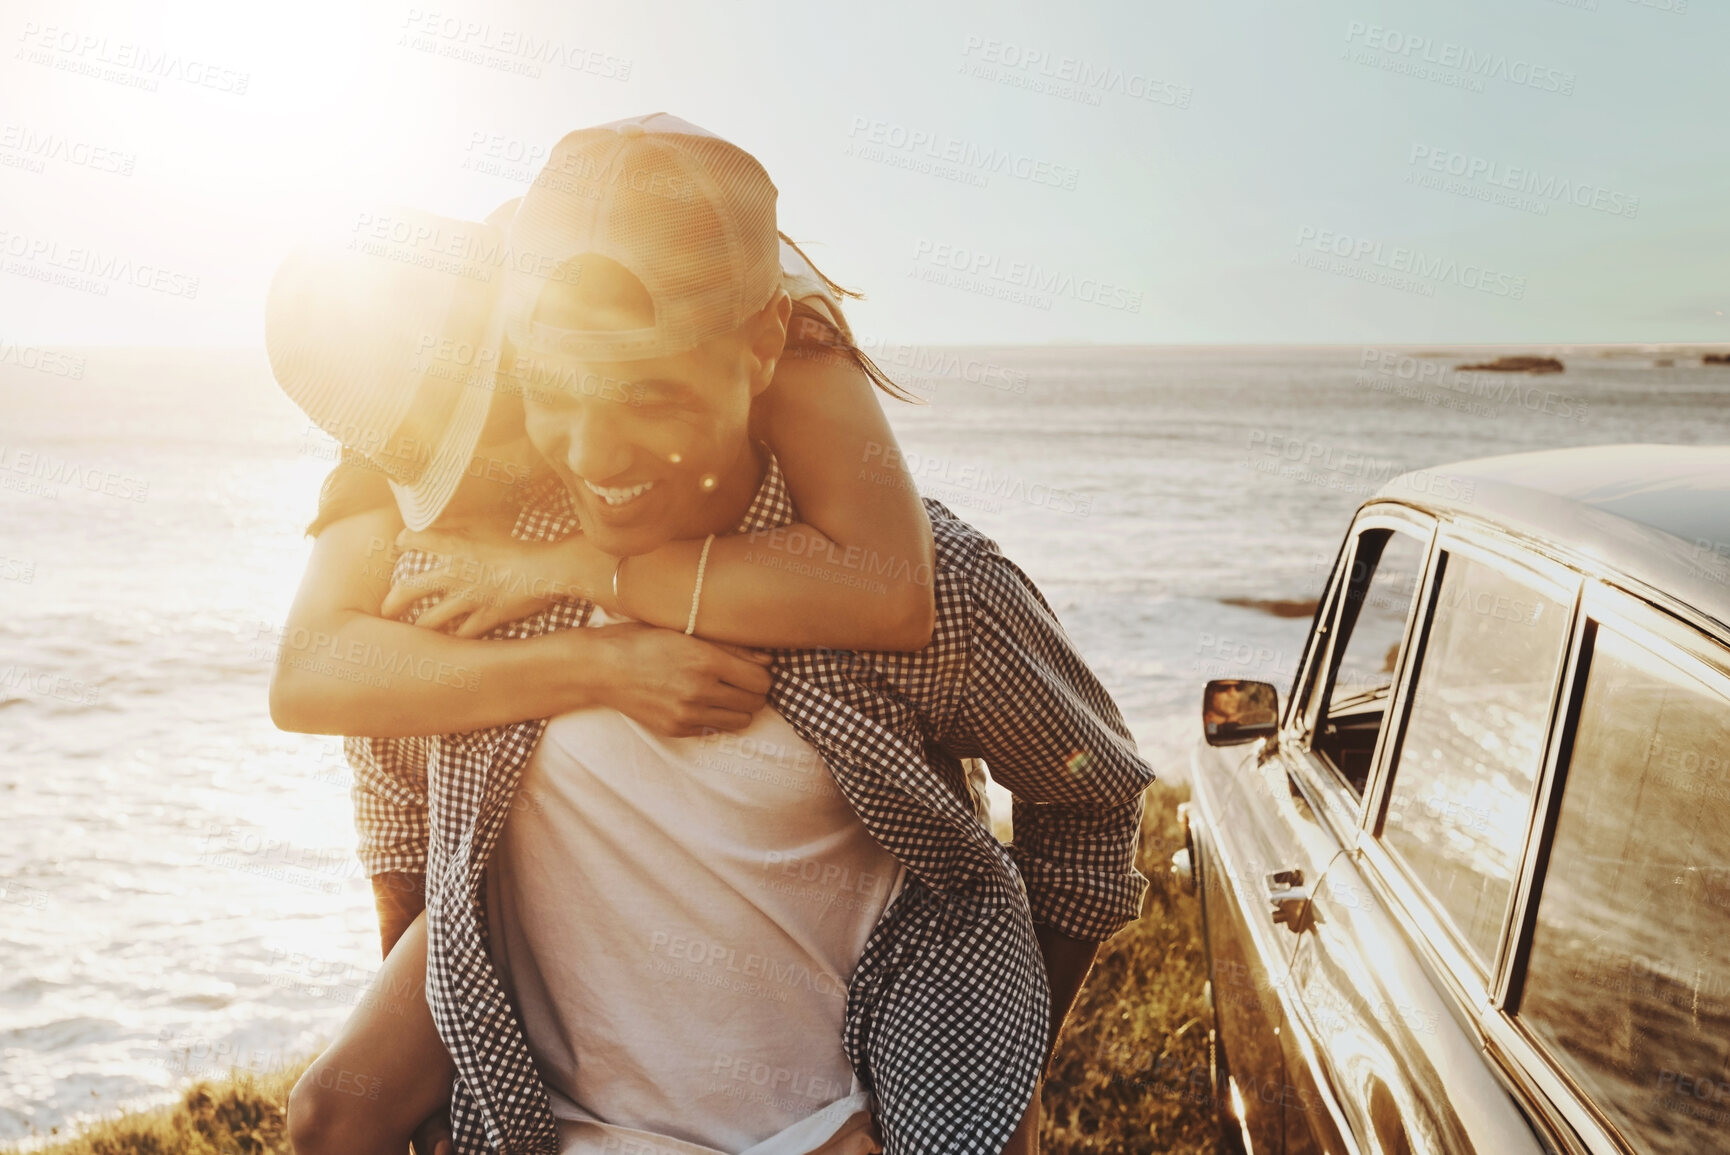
[1455,355,1565,374]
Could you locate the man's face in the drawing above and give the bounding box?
[515,332,758,556]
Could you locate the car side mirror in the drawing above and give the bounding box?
[1202,679,1280,747]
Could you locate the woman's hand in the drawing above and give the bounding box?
[578,622,774,737]
[384,527,604,638]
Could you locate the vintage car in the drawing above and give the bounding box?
[1179,445,1730,1155]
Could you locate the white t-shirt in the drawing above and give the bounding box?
[487,609,905,1155]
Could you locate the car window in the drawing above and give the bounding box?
[1330,530,1427,707]
[1379,549,1571,973]
[1516,626,1730,1155]
[1310,527,1427,795]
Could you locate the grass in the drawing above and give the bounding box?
[1038,781,1218,1155]
[7,785,1216,1155]
[4,1068,307,1155]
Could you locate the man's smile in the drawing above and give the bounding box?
[583,478,659,507]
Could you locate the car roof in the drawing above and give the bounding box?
[1372,444,1730,635]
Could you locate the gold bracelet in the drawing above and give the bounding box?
[685,534,716,635]
[611,555,627,609]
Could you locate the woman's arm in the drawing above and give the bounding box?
[269,506,597,736]
[614,348,936,651]
[402,349,938,651]
[268,506,771,737]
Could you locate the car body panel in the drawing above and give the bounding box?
[1285,845,1547,1155]
[1190,737,1295,1154]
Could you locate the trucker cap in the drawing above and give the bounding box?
[500,112,783,364]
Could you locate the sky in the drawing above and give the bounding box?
[0,0,1725,347]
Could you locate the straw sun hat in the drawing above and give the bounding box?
[265,199,519,531]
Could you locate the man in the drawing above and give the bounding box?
[347,113,1153,1155]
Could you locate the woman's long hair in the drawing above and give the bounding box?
[778,233,919,405]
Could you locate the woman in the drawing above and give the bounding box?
[268,210,934,739]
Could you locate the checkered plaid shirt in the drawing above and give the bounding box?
[345,452,1154,1154]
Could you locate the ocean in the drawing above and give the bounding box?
[3,344,1728,1139]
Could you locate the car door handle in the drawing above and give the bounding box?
[1266,869,1311,933]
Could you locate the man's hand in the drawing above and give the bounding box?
[1034,923,1101,1060]
[582,622,773,737]
[1003,923,1103,1155]
[1004,1091,1040,1155]
[412,1108,453,1155]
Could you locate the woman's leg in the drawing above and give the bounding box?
[288,911,455,1155]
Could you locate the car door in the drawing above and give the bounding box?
[1289,530,1582,1155]
[1274,509,1434,1155]
[1194,508,1431,1153]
